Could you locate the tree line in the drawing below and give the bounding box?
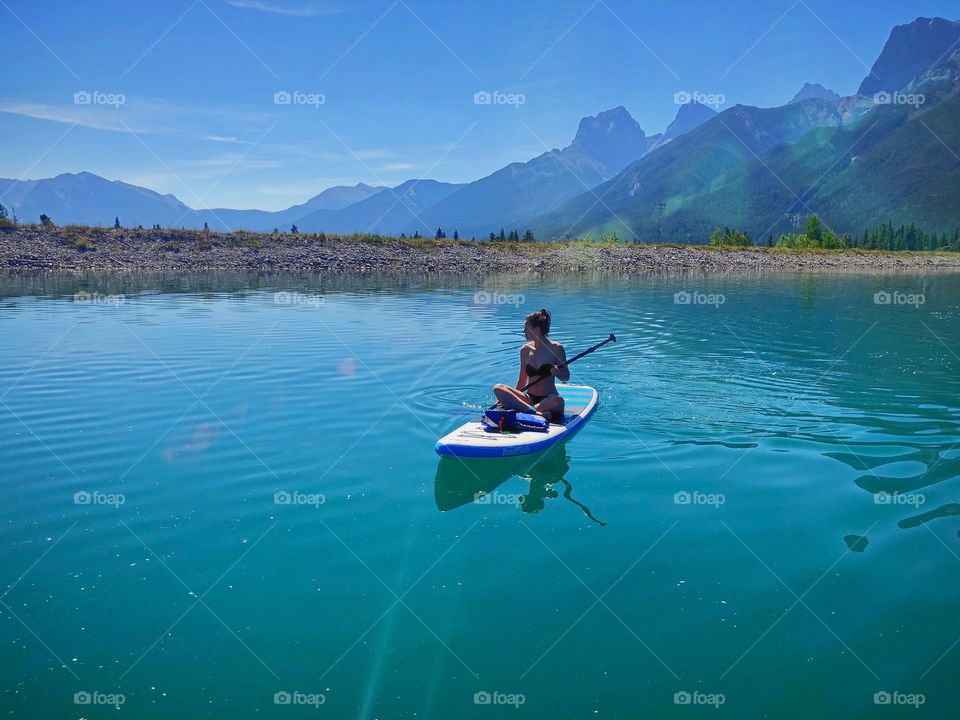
[710,215,960,252]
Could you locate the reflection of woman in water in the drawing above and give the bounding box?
[434,444,606,525]
[514,445,606,526]
[520,450,607,526]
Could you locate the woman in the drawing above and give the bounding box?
[493,308,568,422]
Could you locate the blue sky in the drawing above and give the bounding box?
[1,0,957,210]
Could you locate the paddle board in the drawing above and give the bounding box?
[435,384,598,458]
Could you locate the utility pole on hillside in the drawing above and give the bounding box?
[655,192,666,244]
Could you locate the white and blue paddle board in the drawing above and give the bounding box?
[435,384,598,459]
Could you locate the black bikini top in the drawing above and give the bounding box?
[525,362,553,378]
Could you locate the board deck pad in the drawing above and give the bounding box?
[435,384,599,458]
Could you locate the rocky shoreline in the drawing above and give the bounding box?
[3,227,960,274]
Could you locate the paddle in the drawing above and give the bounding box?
[519,332,616,394]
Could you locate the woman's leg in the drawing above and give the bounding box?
[493,383,536,412]
[536,394,565,422]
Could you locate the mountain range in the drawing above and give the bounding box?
[2,15,958,242]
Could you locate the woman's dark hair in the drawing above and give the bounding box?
[526,308,551,335]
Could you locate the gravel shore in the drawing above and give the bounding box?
[3,227,960,274]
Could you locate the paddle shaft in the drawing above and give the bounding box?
[519,333,616,394]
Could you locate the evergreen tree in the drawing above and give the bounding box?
[0,203,7,219]
[114,216,121,229]
[40,213,54,228]
[499,228,506,241]
[203,221,209,232]
[453,229,459,240]
[489,232,496,241]
[523,229,535,242]
[803,215,822,245]
[291,224,299,234]
[435,227,445,239]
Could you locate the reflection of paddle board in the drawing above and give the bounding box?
[435,384,598,459]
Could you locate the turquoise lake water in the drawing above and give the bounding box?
[2,271,959,718]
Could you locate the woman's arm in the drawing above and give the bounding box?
[552,344,570,382]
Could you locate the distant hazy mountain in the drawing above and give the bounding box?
[0,174,385,231]
[417,106,658,237]
[789,82,841,104]
[296,179,462,235]
[858,17,960,95]
[196,182,384,231]
[648,101,717,151]
[0,172,192,227]
[567,105,657,173]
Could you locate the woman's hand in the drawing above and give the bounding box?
[550,364,563,376]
